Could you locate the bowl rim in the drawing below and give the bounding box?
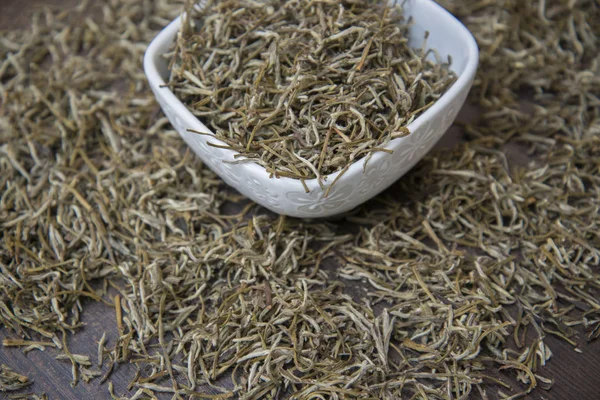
[143,0,479,188]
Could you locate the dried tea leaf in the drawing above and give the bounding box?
[0,0,598,399]
[168,0,457,183]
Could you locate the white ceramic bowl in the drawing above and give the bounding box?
[144,0,478,218]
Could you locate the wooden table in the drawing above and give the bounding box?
[1,1,599,399]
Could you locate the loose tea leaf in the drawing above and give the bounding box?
[0,364,31,392]
[168,0,456,183]
[0,0,598,399]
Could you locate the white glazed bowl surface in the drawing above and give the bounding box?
[144,0,479,218]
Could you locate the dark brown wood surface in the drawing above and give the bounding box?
[1,1,599,399]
